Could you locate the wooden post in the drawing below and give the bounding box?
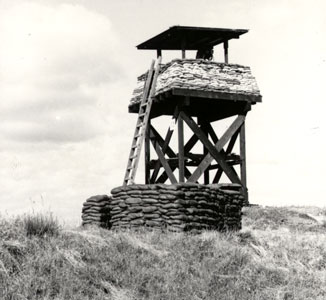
[199,118,210,184]
[240,120,248,204]
[224,41,229,64]
[145,119,151,184]
[178,110,185,182]
[181,38,186,59]
[157,49,162,58]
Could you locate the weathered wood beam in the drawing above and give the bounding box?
[212,127,240,184]
[149,126,176,157]
[184,133,199,153]
[210,159,241,170]
[150,138,177,184]
[181,111,244,184]
[156,133,198,184]
[150,123,193,184]
[145,119,151,184]
[240,121,248,204]
[199,118,210,184]
[224,40,229,63]
[150,108,179,183]
[172,88,262,103]
[178,111,185,182]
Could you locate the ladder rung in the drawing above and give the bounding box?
[123,57,161,186]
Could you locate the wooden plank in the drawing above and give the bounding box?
[212,128,239,184]
[226,128,239,154]
[181,111,244,184]
[224,40,229,63]
[184,133,199,153]
[156,133,198,184]
[199,118,210,184]
[150,107,179,183]
[172,88,262,103]
[194,115,244,177]
[178,111,185,182]
[144,119,151,184]
[150,139,177,184]
[206,123,218,143]
[240,121,248,204]
[157,164,192,183]
[149,125,176,158]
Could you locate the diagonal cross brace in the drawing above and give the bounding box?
[180,112,245,184]
[149,129,178,184]
[213,128,240,183]
[155,133,198,183]
[150,107,179,183]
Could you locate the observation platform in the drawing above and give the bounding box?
[129,59,262,121]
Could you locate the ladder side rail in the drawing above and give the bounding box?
[123,60,155,185]
[128,57,162,184]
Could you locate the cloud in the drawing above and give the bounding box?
[0,2,124,143]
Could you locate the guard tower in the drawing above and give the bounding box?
[123,26,262,204]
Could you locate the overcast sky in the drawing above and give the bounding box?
[0,0,325,225]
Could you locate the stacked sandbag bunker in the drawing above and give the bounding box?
[81,195,111,228]
[109,183,244,232]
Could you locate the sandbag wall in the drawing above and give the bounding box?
[81,195,111,228]
[109,183,244,232]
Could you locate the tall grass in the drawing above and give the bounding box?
[0,207,326,299]
[23,213,60,237]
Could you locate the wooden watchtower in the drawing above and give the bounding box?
[124,26,262,204]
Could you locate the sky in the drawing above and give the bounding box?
[0,0,325,225]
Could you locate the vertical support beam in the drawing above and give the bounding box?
[199,118,210,184]
[145,118,151,184]
[240,120,248,205]
[178,109,185,183]
[181,38,186,59]
[157,49,162,58]
[224,41,229,64]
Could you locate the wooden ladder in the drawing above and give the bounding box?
[123,57,162,186]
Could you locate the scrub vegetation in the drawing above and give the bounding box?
[1,206,326,299]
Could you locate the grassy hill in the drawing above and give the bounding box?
[1,206,326,299]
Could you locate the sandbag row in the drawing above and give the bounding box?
[110,183,244,232]
[81,195,111,228]
[130,59,261,105]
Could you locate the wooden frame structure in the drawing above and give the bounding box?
[124,26,262,204]
[143,98,251,202]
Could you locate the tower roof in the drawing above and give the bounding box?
[136,26,248,50]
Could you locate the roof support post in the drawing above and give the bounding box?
[224,41,229,63]
[178,108,185,182]
[181,37,186,59]
[145,118,151,184]
[240,120,248,204]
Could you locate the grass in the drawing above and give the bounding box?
[0,206,326,299]
[23,213,60,237]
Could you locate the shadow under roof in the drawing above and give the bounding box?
[137,26,248,50]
